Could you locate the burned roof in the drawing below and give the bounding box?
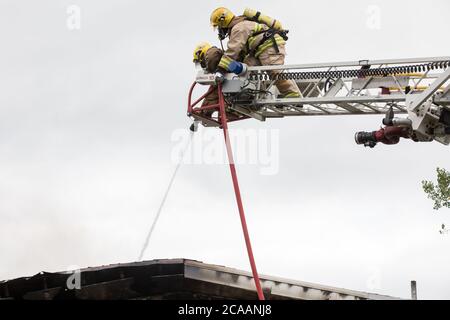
[0,258,401,300]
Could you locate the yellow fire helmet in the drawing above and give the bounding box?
[210,7,235,29]
[193,42,212,63]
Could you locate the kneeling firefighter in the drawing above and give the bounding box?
[192,42,241,121]
[210,7,302,98]
[193,42,223,116]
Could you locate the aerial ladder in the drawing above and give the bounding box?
[187,57,450,300]
[189,57,450,147]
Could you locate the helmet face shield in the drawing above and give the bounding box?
[193,49,202,63]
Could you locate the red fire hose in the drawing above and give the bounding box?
[187,82,265,300]
[217,84,265,300]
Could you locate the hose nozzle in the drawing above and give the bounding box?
[355,131,377,148]
[189,121,199,132]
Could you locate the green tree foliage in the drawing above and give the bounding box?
[422,168,450,210]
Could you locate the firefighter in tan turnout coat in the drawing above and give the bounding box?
[210,7,302,98]
[192,42,224,114]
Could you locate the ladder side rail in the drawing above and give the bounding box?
[248,57,450,72]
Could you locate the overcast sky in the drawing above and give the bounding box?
[0,0,449,299]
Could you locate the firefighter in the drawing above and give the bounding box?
[192,42,242,122]
[210,7,302,98]
[192,42,224,117]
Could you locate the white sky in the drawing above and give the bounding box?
[0,0,449,299]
